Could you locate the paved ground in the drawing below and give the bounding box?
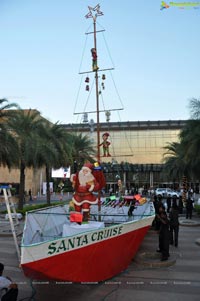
[0,210,200,301]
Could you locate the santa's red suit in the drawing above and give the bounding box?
[70,163,100,221]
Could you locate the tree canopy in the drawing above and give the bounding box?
[0,101,96,209]
[164,98,200,183]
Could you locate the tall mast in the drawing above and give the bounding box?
[93,19,100,162]
[85,4,103,162]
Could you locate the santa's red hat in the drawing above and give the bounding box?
[82,163,93,171]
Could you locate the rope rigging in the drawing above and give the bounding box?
[73,18,133,160]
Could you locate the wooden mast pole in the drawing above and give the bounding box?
[85,4,104,219]
[93,17,100,162]
[85,4,103,162]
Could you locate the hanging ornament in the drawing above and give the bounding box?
[85,76,90,83]
[99,90,102,95]
[102,74,106,80]
[86,85,89,91]
[101,82,105,90]
[105,110,111,122]
[83,113,88,123]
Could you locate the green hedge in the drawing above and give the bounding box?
[194,204,200,215]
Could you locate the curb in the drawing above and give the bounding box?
[0,231,13,237]
[134,252,176,268]
[179,219,200,227]
[195,238,200,246]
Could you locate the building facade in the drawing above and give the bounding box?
[63,120,186,192]
[0,119,187,195]
[0,166,45,197]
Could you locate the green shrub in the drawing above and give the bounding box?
[10,188,16,195]
[194,204,200,215]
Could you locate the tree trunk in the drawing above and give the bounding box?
[18,162,25,210]
[46,165,51,205]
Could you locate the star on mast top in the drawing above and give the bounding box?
[85,4,103,20]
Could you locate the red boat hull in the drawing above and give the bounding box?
[21,223,151,283]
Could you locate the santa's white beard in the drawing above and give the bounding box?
[78,170,95,186]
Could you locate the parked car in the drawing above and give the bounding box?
[155,188,180,198]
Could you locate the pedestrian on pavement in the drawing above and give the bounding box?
[156,207,170,261]
[169,201,179,247]
[172,194,178,206]
[153,194,160,212]
[28,189,33,201]
[166,195,171,213]
[0,263,18,301]
[152,197,164,231]
[157,194,162,203]
[186,193,194,219]
[178,195,183,214]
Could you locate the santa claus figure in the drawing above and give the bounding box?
[70,163,100,223]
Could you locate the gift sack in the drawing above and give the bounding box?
[70,212,83,222]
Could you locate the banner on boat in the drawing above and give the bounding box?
[48,224,123,256]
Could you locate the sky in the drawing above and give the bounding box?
[0,0,200,125]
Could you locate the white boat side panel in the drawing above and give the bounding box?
[21,215,154,264]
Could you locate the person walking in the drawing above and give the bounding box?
[186,193,194,219]
[178,195,183,214]
[157,206,170,261]
[28,189,33,201]
[152,196,163,231]
[169,201,179,247]
[166,195,172,213]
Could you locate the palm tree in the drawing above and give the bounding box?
[0,99,20,168]
[164,98,200,190]
[180,119,200,180]
[70,133,96,172]
[177,98,200,180]
[36,130,95,204]
[0,98,19,120]
[7,109,47,210]
[163,142,189,181]
[189,98,200,120]
[34,122,73,204]
[0,130,19,169]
